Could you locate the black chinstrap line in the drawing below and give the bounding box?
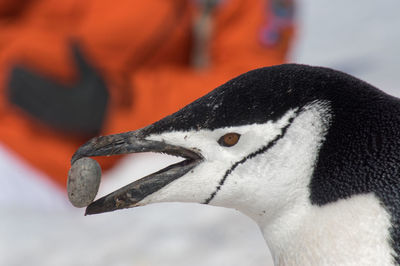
[203,109,302,204]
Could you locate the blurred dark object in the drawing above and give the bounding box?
[191,0,219,68]
[0,0,31,17]
[8,43,109,136]
[260,0,295,46]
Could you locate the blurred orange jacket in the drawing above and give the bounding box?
[0,0,294,188]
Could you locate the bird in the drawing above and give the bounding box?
[72,64,400,265]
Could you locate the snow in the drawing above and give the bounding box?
[1,0,400,265]
[294,0,400,96]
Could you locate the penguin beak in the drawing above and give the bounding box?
[71,130,203,215]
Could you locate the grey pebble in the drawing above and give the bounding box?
[67,157,102,208]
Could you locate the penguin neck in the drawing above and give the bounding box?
[257,193,395,265]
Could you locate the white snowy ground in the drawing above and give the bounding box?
[1,0,400,265]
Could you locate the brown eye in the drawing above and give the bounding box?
[218,133,240,147]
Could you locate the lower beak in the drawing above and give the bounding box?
[71,130,203,215]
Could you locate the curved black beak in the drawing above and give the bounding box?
[72,130,201,164]
[71,129,203,215]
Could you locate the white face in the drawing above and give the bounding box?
[140,101,332,223]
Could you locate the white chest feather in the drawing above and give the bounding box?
[263,194,394,266]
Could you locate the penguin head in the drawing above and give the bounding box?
[72,64,396,223]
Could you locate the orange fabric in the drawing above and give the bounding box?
[0,0,294,188]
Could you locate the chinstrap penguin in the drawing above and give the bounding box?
[72,64,400,265]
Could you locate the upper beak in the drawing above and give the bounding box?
[71,129,203,215]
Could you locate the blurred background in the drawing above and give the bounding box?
[0,0,399,265]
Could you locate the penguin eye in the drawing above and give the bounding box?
[218,133,240,147]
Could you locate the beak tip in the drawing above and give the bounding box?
[71,153,82,165]
[84,207,96,216]
[84,194,127,215]
[85,197,109,215]
[71,145,90,165]
[71,139,102,165]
